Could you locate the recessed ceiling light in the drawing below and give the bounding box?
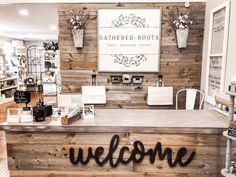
[19,9,29,16]
[50,25,57,30]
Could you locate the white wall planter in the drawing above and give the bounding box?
[176,28,189,48]
[72,28,84,48]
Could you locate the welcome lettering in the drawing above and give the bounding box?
[69,134,195,168]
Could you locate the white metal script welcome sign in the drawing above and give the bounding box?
[98,9,161,72]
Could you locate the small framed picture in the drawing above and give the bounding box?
[83,105,95,119]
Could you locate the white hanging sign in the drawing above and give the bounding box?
[98,9,161,72]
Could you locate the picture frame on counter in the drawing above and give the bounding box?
[98,9,161,72]
[83,105,95,119]
[205,1,230,105]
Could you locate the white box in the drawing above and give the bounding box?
[82,86,106,104]
[147,86,173,105]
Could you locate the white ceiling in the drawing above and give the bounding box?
[0,0,206,41]
[0,4,58,41]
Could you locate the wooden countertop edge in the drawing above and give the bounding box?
[0,125,227,134]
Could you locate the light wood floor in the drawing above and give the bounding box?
[0,92,41,176]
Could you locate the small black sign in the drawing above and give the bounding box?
[14,91,31,104]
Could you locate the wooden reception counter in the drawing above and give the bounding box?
[0,109,232,177]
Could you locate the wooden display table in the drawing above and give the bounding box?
[0,109,233,177]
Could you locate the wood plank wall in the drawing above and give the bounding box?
[58,3,206,109]
[7,131,236,177]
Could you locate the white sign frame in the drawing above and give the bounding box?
[83,105,95,119]
[205,1,230,105]
[97,9,161,72]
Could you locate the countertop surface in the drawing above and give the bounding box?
[0,109,229,133]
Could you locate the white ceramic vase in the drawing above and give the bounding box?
[176,28,189,48]
[72,28,84,48]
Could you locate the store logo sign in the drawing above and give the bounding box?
[69,134,195,168]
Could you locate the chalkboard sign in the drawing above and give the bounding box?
[208,56,222,97]
[205,1,230,104]
[14,91,31,104]
[211,8,225,54]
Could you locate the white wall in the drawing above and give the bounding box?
[201,0,236,93]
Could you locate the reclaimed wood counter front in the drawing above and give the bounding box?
[0,109,232,177]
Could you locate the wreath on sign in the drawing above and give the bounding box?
[112,54,147,67]
[111,14,149,67]
[111,14,149,28]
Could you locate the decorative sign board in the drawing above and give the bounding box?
[14,91,31,104]
[205,2,230,104]
[211,8,226,54]
[208,56,222,97]
[98,9,161,72]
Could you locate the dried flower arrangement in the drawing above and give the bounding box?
[66,10,89,29]
[43,42,59,52]
[169,7,193,30]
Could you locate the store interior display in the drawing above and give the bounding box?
[0,38,60,106]
[41,49,59,105]
[8,90,33,122]
[0,2,236,177]
[0,53,18,105]
[12,40,27,82]
[12,90,53,122]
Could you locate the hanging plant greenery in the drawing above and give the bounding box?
[43,42,59,52]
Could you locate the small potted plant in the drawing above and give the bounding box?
[170,8,193,48]
[66,10,89,48]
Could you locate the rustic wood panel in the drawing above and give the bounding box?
[6,131,234,176]
[7,144,235,161]
[58,3,205,108]
[10,170,224,177]
[9,171,190,177]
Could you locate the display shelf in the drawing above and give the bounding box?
[222,92,236,176]
[0,54,18,105]
[42,81,57,84]
[0,86,18,92]
[227,92,236,97]
[42,94,57,97]
[223,131,236,141]
[0,77,18,82]
[0,96,14,105]
[221,169,236,177]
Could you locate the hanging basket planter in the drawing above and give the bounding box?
[176,28,189,49]
[66,10,89,48]
[72,28,84,48]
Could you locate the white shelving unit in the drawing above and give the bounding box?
[0,54,18,105]
[221,92,236,177]
[0,85,18,92]
[41,50,59,106]
[12,40,27,90]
